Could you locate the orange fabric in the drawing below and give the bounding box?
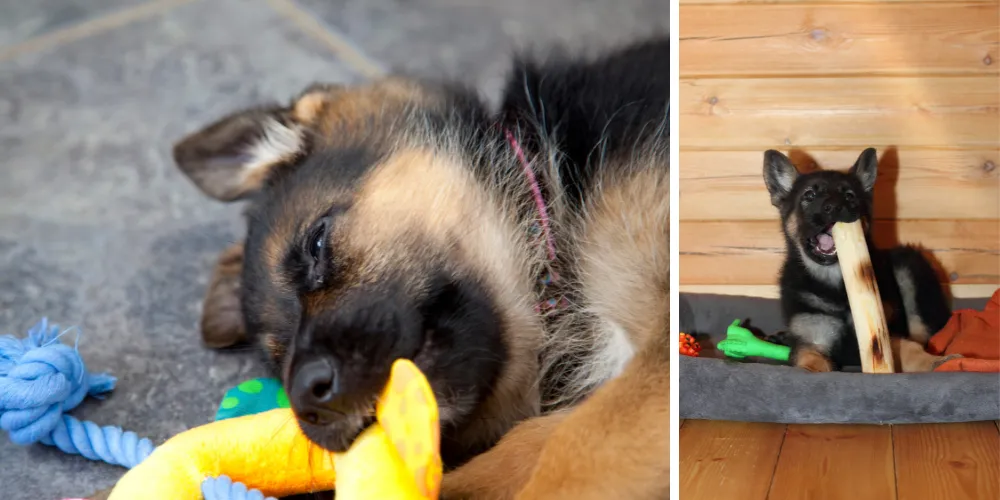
[927,289,1000,372]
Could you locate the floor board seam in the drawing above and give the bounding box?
[763,423,788,500]
[891,424,900,500]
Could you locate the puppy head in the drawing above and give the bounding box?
[173,79,541,454]
[763,148,877,266]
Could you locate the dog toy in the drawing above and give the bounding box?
[1,319,442,500]
[111,357,441,499]
[214,377,289,421]
[831,221,895,373]
[109,407,337,499]
[717,319,791,362]
[679,333,702,357]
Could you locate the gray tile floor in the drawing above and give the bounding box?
[0,0,668,497]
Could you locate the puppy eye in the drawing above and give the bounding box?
[307,219,329,263]
[844,191,856,202]
[311,233,324,260]
[802,189,816,201]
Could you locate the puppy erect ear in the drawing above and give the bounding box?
[849,147,879,193]
[172,106,306,201]
[763,149,800,207]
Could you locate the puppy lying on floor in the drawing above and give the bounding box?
[142,38,669,499]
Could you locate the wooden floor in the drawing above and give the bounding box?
[680,419,1000,500]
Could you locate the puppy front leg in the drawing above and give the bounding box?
[788,313,842,372]
[440,412,568,500]
[201,242,246,348]
[792,346,834,373]
[515,337,669,500]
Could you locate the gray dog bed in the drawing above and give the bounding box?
[678,293,1000,424]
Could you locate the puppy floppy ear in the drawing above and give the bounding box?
[172,106,306,201]
[763,149,800,207]
[849,147,879,194]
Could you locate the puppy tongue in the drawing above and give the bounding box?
[817,233,835,252]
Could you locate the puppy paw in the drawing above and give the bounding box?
[930,353,963,371]
[201,243,247,349]
[795,349,833,373]
[201,279,246,349]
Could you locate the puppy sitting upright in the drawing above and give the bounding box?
[763,148,954,373]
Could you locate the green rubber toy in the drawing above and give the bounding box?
[717,319,791,362]
[214,377,290,422]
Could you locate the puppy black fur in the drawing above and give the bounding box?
[502,38,671,209]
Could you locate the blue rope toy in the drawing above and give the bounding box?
[0,318,273,500]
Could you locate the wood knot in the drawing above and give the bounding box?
[810,29,827,41]
[984,160,996,173]
[984,55,993,66]
[708,96,719,105]
[871,337,884,364]
[857,262,877,287]
[949,272,959,282]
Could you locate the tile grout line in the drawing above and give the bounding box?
[0,0,198,64]
[264,0,387,79]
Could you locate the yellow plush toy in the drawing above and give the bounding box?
[108,359,441,500]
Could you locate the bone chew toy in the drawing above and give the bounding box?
[831,221,896,374]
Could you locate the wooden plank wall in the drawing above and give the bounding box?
[678,0,1000,299]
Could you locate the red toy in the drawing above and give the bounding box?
[679,333,701,357]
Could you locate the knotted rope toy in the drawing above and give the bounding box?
[0,319,153,468]
[1,319,442,499]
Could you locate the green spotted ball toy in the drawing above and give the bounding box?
[214,378,290,421]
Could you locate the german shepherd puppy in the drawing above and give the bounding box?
[763,148,956,373]
[171,39,669,498]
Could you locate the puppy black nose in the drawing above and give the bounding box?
[289,357,340,425]
[823,202,836,213]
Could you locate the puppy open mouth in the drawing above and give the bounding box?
[809,224,837,257]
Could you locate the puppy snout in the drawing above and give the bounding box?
[823,201,837,214]
[289,357,343,425]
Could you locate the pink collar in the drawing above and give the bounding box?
[504,129,567,313]
[505,129,556,262]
